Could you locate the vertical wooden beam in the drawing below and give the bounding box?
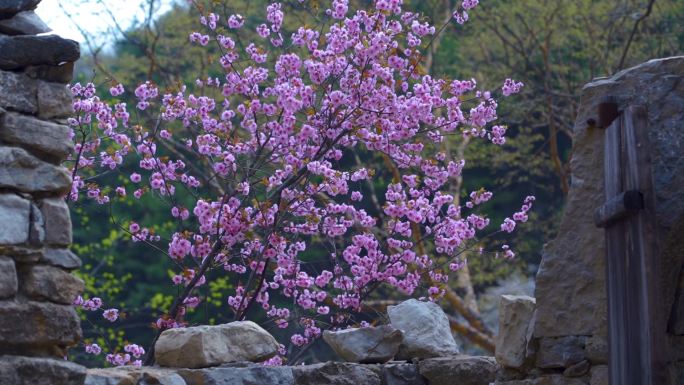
[603,113,629,385]
[621,105,665,385]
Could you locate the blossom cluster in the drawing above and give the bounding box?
[74,295,120,322]
[67,0,531,365]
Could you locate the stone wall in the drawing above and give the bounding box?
[0,1,85,384]
[85,356,504,385]
[493,56,684,385]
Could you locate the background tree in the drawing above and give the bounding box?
[64,0,683,365]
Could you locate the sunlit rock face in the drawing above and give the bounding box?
[388,298,460,360]
[495,295,535,369]
[323,325,404,363]
[154,321,280,369]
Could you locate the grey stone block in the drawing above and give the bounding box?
[419,356,499,385]
[0,147,71,194]
[536,337,586,369]
[0,35,79,70]
[0,0,41,18]
[39,197,72,246]
[0,193,30,245]
[21,264,84,304]
[37,80,73,119]
[0,10,50,35]
[0,300,82,347]
[293,361,382,385]
[40,247,82,270]
[0,70,38,114]
[0,355,85,385]
[496,295,536,368]
[0,111,73,161]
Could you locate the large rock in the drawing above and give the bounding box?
[0,0,40,18]
[179,365,294,385]
[84,368,139,385]
[0,10,50,34]
[584,335,607,364]
[418,356,498,385]
[563,360,590,377]
[382,362,426,385]
[0,256,18,299]
[155,321,280,368]
[495,376,588,385]
[85,367,186,385]
[0,147,72,194]
[323,325,403,363]
[535,56,684,338]
[21,264,84,304]
[589,365,608,385]
[0,245,43,263]
[0,193,30,244]
[0,355,85,385]
[25,62,75,84]
[0,300,81,347]
[40,247,82,270]
[0,111,73,161]
[37,80,73,119]
[292,361,382,385]
[39,197,72,246]
[0,35,80,70]
[0,70,38,113]
[387,299,459,359]
[495,295,536,368]
[0,249,47,266]
[536,336,586,369]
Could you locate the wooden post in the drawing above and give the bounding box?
[597,105,665,385]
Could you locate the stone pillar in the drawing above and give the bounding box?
[0,1,85,384]
[493,56,684,384]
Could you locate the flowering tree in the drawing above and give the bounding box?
[67,0,532,366]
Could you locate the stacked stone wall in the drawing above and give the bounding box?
[0,1,85,384]
[85,356,504,385]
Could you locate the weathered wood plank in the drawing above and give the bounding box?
[602,114,628,385]
[621,105,665,385]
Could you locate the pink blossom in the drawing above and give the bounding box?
[82,297,102,311]
[103,308,119,322]
[502,78,524,96]
[85,343,102,355]
[109,84,124,96]
[106,353,131,366]
[228,14,244,29]
[124,344,145,358]
[462,0,479,10]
